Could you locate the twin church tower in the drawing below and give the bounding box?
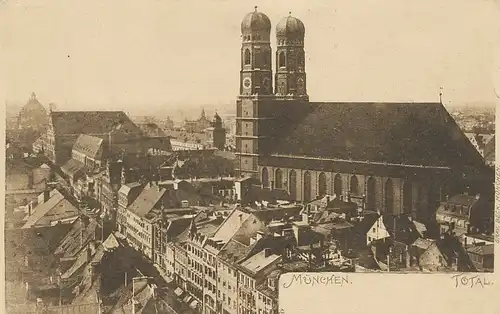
[239,7,308,98]
[236,7,311,177]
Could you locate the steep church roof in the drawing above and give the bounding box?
[269,102,484,169]
[49,111,141,136]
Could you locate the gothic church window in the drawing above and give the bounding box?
[303,171,311,202]
[318,172,327,196]
[275,169,283,189]
[366,177,376,210]
[334,174,342,198]
[350,175,359,195]
[262,168,269,188]
[289,170,297,200]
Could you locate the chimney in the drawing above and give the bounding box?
[149,283,158,299]
[87,246,92,262]
[302,212,309,225]
[256,231,264,241]
[43,189,50,203]
[263,248,271,258]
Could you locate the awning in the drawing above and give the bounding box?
[190,300,199,309]
[174,287,183,297]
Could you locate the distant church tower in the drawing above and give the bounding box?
[211,112,226,150]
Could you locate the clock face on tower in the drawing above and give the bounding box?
[243,77,252,89]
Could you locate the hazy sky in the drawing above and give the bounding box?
[1,0,498,115]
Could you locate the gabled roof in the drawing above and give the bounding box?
[376,214,420,244]
[22,189,79,228]
[211,209,251,243]
[127,184,166,218]
[72,134,103,159]
[269,102,484,168]
[54,217,99,258]
[239,249,281,274]
[49,111,141,136]
[467,244,494,256]
[61,158,86,177]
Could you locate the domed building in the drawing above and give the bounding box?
[17,92,49,131]
[235,8,491,224]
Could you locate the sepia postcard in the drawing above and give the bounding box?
[1,0,499,313]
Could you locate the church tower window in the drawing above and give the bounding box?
[244,49,251,65]
[278,51,286,68]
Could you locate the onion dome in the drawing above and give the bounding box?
[241,6,271,35]
[276,13,305,41]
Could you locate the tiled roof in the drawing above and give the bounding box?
[218,238,251,263]
[211,209,251,243]
[444,194,478,207]
[50,111,141,136]
[413,238,434,250]
[239,249,281,274]
[143,137,173,152]
[467,244,494,256]
[127,184,166,218]
[269,102,484,168]
[61,158,86,177]
[22,189,79,228]
[72,134,103,159]
[54,217,100,258]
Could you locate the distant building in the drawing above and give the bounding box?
[204,112,227,150]
[44,110,143,165]
[184,108,212,133]
[436,193,493,235]
[6,158,51,192]
[17,92,49,131]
